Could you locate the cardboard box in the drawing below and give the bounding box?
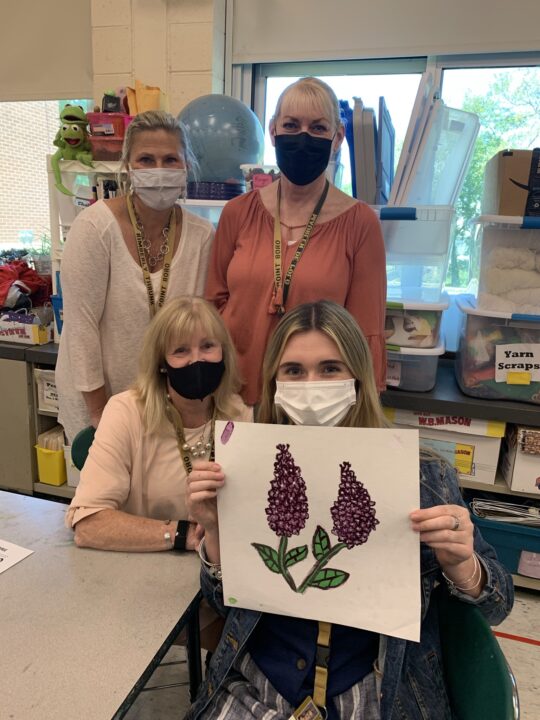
[385,408,505,484]
[0,319,52,345]
[482,148,540,216]
[500,424,540,494]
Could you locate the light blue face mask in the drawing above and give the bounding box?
[274,379,357,426]
[129,167,187,211]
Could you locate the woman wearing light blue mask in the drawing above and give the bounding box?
[57,110,215,443]
[186,300,513,720]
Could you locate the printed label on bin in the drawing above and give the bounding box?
[386,360,402,387]
[420,437,475,476]
[44,381,58,404]
[495,344,540,383]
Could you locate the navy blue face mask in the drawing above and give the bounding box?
[163,359,225,400]
[275,132,333,186]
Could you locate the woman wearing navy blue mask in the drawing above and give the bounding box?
[66,296,252,553]
[206,77,387,407]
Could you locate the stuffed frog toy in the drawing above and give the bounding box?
[52,104,93,196]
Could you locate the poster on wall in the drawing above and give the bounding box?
[216,421,421,642]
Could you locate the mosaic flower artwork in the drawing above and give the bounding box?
[252,444,379,593]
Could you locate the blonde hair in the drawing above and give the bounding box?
[271,77,341,133]
[258,301,389,428]
[119,110,198,191]
[133,297,242,434]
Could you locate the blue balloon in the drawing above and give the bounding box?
[178,94,265,182]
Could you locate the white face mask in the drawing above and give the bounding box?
[129,167,187,211]
[274,379,357,427]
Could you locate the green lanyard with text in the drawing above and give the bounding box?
[269,179,330,316]
[126,194,176,317]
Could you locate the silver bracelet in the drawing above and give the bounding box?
[163,520,174,548]
[198,537,222,580]
[442,552,482,592]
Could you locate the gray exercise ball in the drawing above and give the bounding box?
[178,94,265,182]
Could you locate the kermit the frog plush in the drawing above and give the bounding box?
[51,104,93,196]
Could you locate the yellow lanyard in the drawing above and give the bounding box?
[269,179,329,316]
[313,621,332,711]
[166,399,216,476]
[126,194,176,317]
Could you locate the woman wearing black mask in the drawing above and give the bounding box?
[66,296,252,553]
[206,77,387,407]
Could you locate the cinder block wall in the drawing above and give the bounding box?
[91,0,225,115]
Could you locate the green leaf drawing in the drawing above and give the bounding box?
[309,568,350,590]
[251,543,280,573]
[312,525,331,560]
[285,545,308,568]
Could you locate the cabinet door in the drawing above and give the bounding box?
[0,358,34,493]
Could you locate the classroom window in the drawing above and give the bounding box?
[255,59,426,196]
[0,99,92,251]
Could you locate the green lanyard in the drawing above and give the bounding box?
[166,399,216,476]
[269,179,330,316]
[126,194,176,317]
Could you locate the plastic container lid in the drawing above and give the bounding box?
[386,340,445,355]
[456,296,540,323]
[474,214,540,230]
[386,299,449,311]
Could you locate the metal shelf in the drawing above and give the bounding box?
[33,482,75,499]
[460,474,540,501]
[511,573,540,591]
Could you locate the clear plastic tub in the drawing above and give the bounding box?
[475,214,540,315]
[385,298,448,348]
[377,205,454,303]
[455,296,540,404]
[386,341,445,391]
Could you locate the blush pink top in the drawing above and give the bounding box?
[205,190,387,405]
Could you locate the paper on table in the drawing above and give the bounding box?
[0,538,33,575]
[216,422,421,642]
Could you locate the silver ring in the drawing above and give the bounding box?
[452,515,460,531]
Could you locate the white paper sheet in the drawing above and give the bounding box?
[216,422,421,642]
[0,538,33,575]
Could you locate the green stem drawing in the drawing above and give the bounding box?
[297,542,347,594]
[277,535,298,592]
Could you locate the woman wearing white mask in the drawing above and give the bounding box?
[56,110,214,442]
[185,300,512,720]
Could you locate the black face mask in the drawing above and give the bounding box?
[163,359,225,400]
[274,132,333,186]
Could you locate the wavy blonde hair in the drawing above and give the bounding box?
[271,77,342,133]
[258,300,389,428]
[133,296,242,434]
[119,109,198,191]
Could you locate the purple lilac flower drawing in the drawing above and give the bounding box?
[252,446,379,593]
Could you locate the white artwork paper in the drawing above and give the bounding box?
[216,421,421,642]
[0,538,33,575]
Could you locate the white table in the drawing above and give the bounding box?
[0,491,201,719]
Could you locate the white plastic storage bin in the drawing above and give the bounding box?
[386,342,445,392]
[475,214,540,315]
[385,407,505,485]
[455,297,540,404]
[63,445,81,488]
[385,298,448,348]
[34,368,59,413]
[377,206,454,303]
[180,199,226,227]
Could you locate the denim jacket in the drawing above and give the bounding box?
[186,454,514,720]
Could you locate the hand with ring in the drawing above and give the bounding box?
[410,504,474,569]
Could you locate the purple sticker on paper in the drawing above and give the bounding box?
[220,421,234,444]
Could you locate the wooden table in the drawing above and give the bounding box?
[0,491,201,719]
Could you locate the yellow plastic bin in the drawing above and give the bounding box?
[35,446,67,486]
